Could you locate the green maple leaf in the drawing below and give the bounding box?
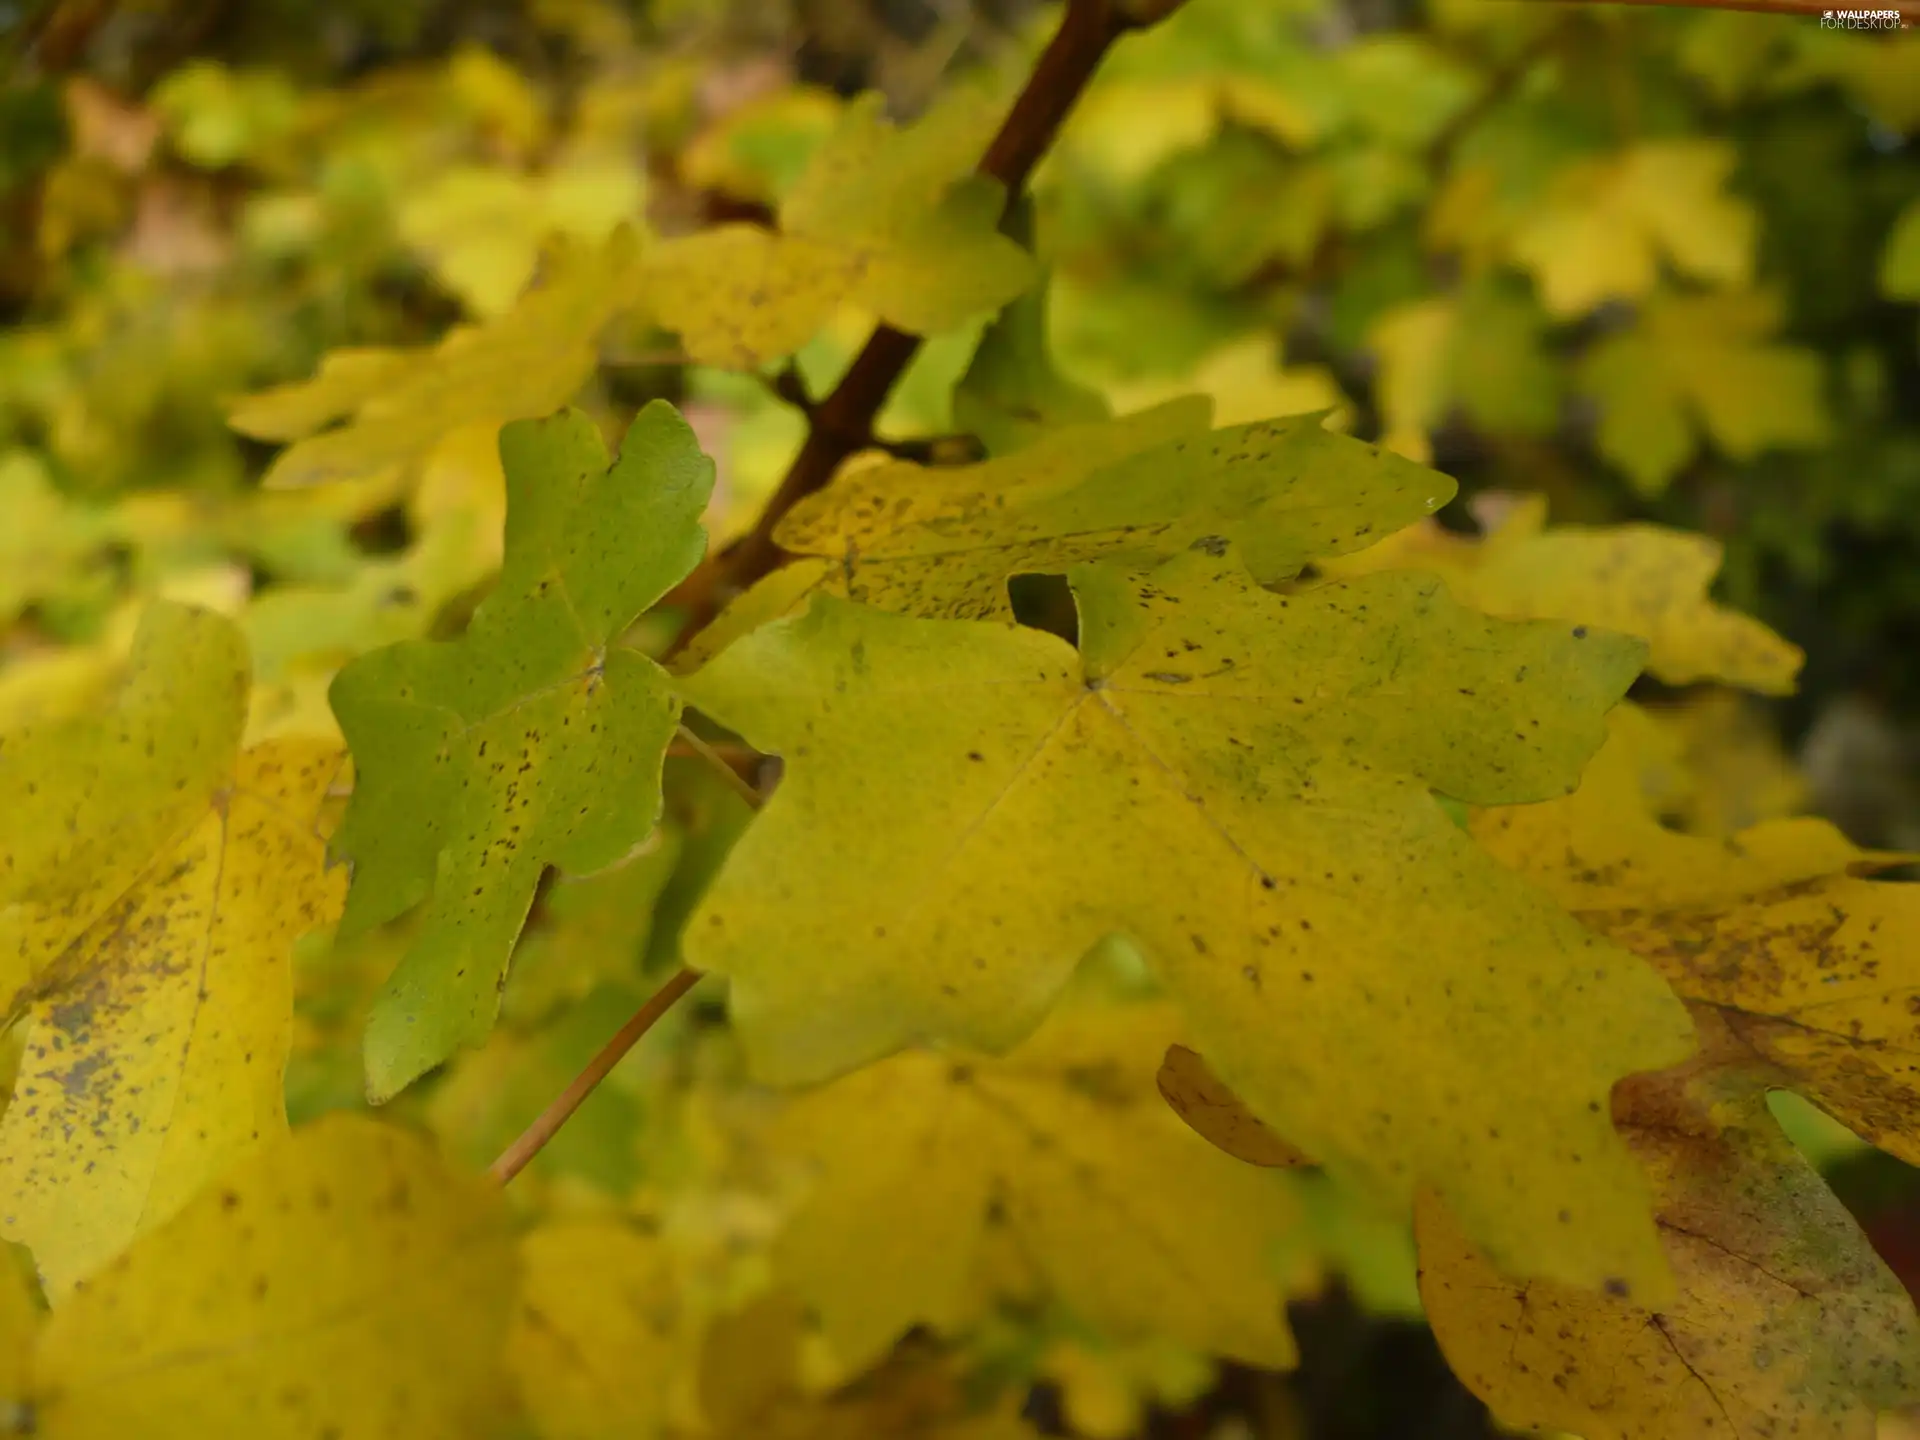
[643,89,1035,370]
[329,403,713,1101]
[681,542,1694,1298]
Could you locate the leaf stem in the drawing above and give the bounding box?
[672,724,766,810]
[665,0,1173,650]
[489,966,704,1185]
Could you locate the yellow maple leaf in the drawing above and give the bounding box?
[1505,140,1755,318]
[1472,708,1920,1174]
[769,1002,1309,1376]
[1101,336,1348,430]
[684,545,1692,1299]
[643,89,1034,370]
[398,152,645,317]
[1319,492,1804,694]
[25,1114,518,1439]
[1419,1027,1920,1440]
[229,230,645,489]
[1036,1334,1214,1440]
[1581,288,1831,495]
[0,604,346,1295]
[508,1220,693,1440]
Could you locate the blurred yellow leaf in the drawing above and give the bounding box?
[1506,141,1754,318]
[1103,336,1347,429]
[1582,289,1830,495]
[1641,692,1808,836]
[1883,198,1920,302]
[508,1220,692,1440]
[30,1114,519,1439]
[231,231,644,488]
[645,90,1034,369]
[399,154,644,316]
[1320,492,1803,694]
[770,1003,1308,1375]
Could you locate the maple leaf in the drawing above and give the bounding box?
[1471,707,1920,1176]
[1418,1048,1920,1440]
[0,602,346,1294]
[1503,140,1755,318]
[329,403,712,1101]
[23,1114,518,1439]
[1882,197,1920,301]
[397,153,644,317]
[1580,289,1831,496]
[1319,493,1804,694]
[642,90,1034,370]
[1100,337,1349,432]
[767,1002,1307,1376]
[681,542,1693,1296]
[228,231,645,489]
[507,1219,687,1440]
[697,399,1448,653]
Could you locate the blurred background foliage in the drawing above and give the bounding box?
[3,0,1920,1434]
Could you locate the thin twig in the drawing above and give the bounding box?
[489,966,704,1185]
[663,0,1171,651]
[672,724,765,810]
[1546,0,1917,14]
[489,731,758,1184]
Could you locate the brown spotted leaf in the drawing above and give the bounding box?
[764,398,1449,624]
[29,1114,518,1439]
[0,605,346,1296]
[684,543,1692,1299]
[1419,1034,1920,1439]
[1472,704,1920,1166]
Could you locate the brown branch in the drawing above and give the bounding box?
[1540,0,1917,14]
[489,966,704,1186]
[664,0,1177,651]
